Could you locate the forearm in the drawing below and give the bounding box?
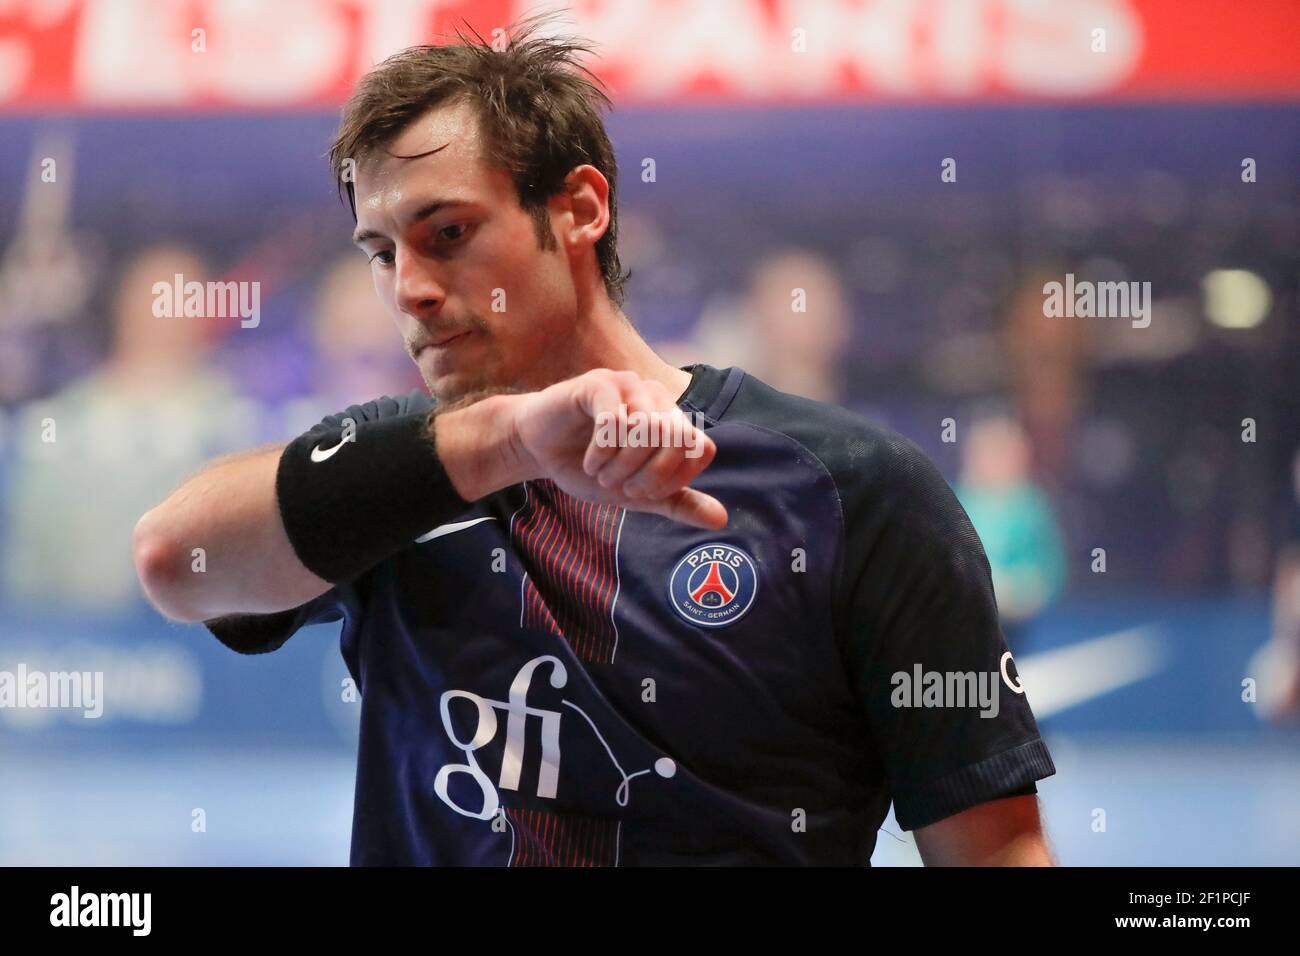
[134,397,525,624]
[134,369,724,625]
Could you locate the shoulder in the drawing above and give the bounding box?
[718,369,954,522]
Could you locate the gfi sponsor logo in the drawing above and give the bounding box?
[435,655,675,822]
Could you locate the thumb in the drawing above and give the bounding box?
[639,487,729,530]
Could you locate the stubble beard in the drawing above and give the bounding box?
[430,381,531,414]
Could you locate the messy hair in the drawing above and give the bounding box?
[328,11,629,305]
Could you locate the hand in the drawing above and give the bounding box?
[507,368,728,530]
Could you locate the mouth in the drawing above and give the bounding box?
[417,330,474,354]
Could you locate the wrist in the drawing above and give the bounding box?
[434,393,535,501]
[276,409,471,585]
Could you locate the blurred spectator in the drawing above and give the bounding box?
[954,414,1068,649]
[662,246,850,403]
[1251,448,1300,723]
[0,127,104,403]
[2,243,250,613]
[1003,264,1089,489]
[277,253,421,433]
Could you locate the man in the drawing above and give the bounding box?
[7,242,243,613]
[134,15,1055,866]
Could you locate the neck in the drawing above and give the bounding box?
[542,295,694,401]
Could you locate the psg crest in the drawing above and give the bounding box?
[668,543,759,628]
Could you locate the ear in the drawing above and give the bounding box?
[558,164,611,250]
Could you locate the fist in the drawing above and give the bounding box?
[509,368,727,530]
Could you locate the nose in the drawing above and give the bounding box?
[393,246,446,321]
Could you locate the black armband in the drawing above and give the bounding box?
[276,409,471,584]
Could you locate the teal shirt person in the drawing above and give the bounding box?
[954,482,1067,625]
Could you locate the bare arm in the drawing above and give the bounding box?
[133,442,331,623]
[913,794,1054,866]
[131,404,513,624]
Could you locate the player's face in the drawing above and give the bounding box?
[352,100,579,405]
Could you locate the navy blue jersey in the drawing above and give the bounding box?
[207,364,1055,865]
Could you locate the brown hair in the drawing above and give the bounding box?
[328,11,629,306]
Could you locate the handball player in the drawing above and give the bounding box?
[134,14,1055,866]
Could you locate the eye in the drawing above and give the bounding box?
[437,223,472,243]
[368,250,394,266]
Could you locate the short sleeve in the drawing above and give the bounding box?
[201,389,431,655]
[204,589,350,655]
[835,433,1056,831]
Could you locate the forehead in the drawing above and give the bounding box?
[354,100,502,213]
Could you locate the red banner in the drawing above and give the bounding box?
[1,0,1297,111]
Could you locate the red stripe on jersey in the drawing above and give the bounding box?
[506,807,618,867]
[514,480,622,664]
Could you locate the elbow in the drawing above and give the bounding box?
[133,510,206,624]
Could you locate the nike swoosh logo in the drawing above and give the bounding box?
[415,515,497,543]
[310,438,351,463]
[1014,625,1165,719]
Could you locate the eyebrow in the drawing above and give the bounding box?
[351,199,474,245]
